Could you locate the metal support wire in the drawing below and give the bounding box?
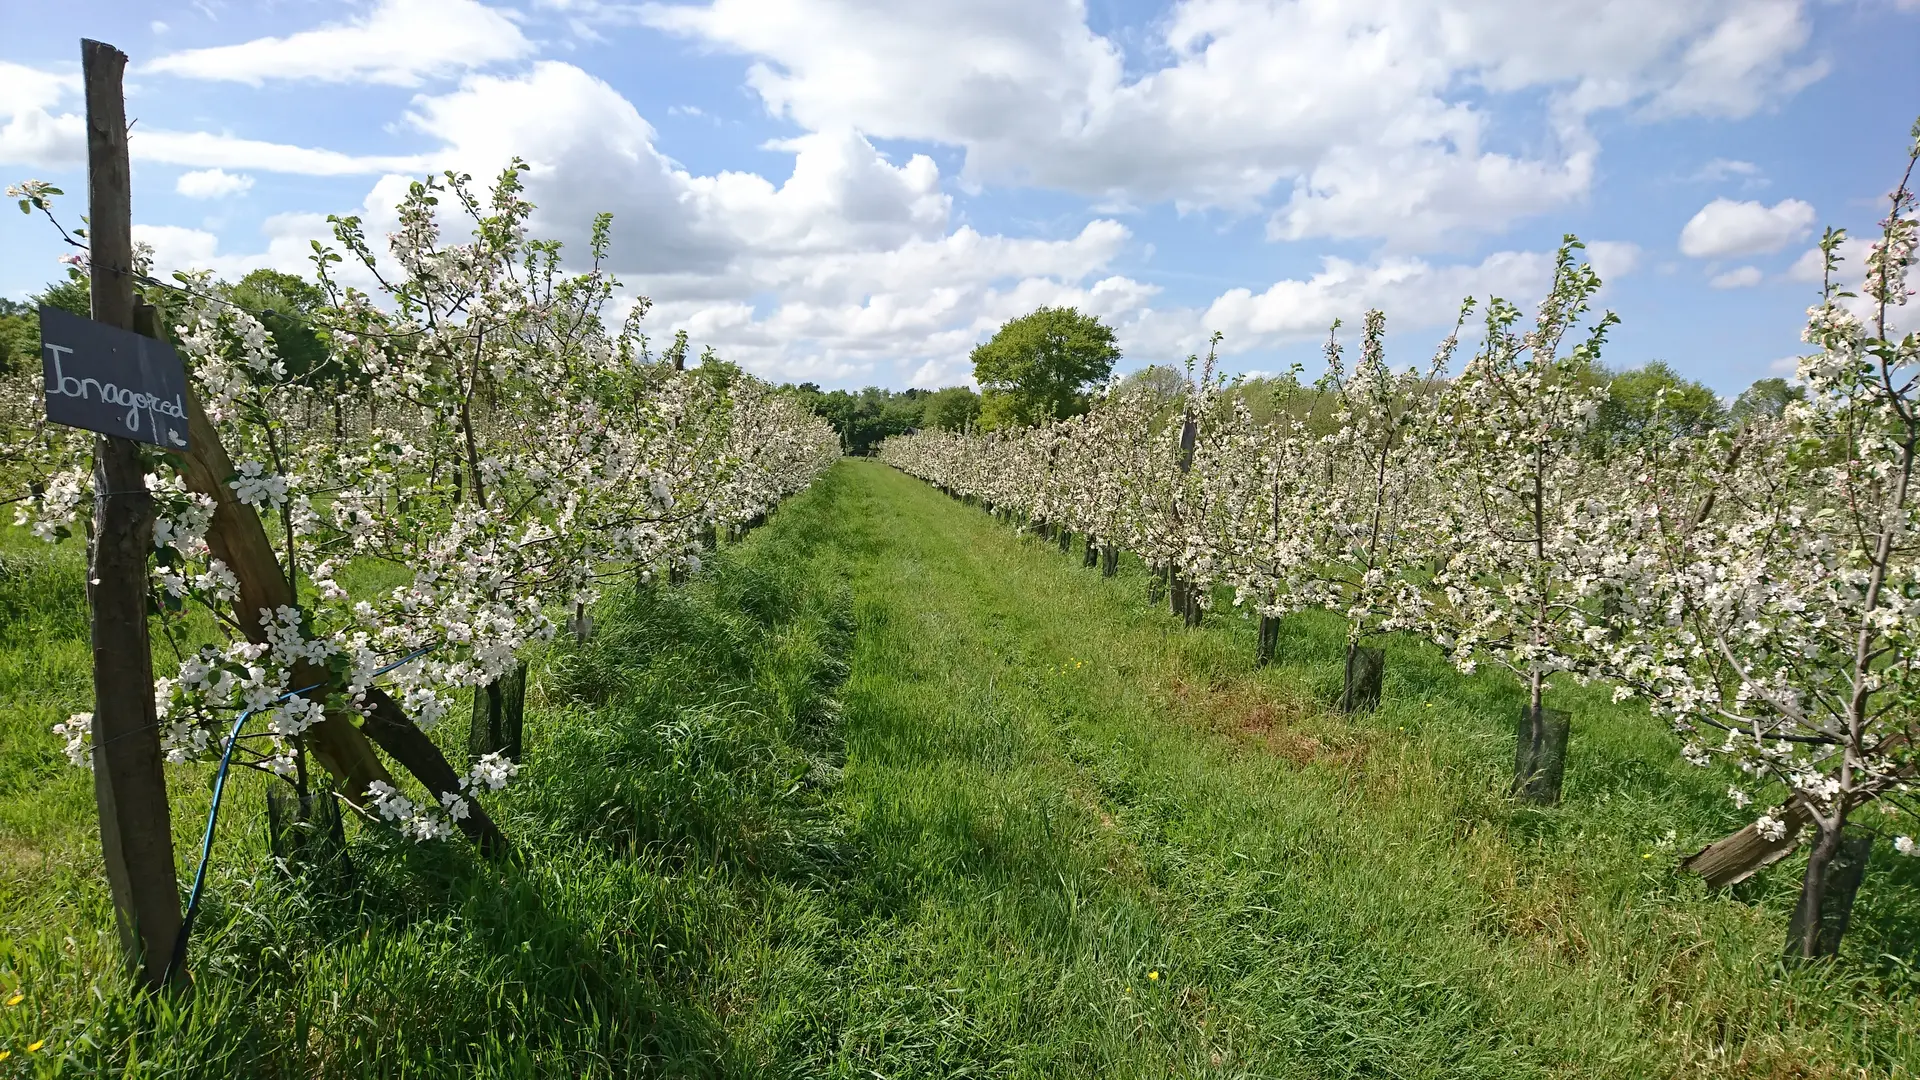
[162,643,437,985]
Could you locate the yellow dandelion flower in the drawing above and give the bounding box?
[3,992,20,1007]
[0,1050,10,1062]
[1642,853,1653,859]
[1147,970,1159,981]
[28,1040,45,1053]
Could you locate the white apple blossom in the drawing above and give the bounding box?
[3,160,837,847]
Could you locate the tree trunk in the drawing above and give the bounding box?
[1785,824,1870,962]
[1256,615,1280,667]
[1170,573,1187,616]
[266,784,353,891]
[1599,585,1625,642]
[1339,644,1385,712]
[1512,703,1572,805]
[1148,565,1168,604]
[1101,544,1118,577]
[1084,536,1100,568]
[1058,529,1072,554]
[468,660,528,764]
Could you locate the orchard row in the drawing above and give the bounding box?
[881,131,1920,960]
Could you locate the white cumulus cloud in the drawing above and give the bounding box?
[0,61,83,169]
[640,0,1828,245]
[1709,265,1764,288]
[174,168,255,199]
[0,59,435,175]
[1678,196,1817,259]
[147,0,533,87]
[1197,250,1557,352]
[1585,241,1643,282]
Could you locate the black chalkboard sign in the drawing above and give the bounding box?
[39,305,190,451]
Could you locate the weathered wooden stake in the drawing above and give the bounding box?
[80,38,183,993]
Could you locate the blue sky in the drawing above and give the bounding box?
[3,0,1917,393]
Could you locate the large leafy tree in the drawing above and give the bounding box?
[0,298,33,374]
[971,306,1119,428]
[1728,375,1806,423]
[225,269,332,382]
[1592,359,1725,443]
[0,274,90,375]
[920,385,980,431]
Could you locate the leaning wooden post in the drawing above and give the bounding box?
[80,37,183,992]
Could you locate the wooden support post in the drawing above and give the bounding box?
[1682,802,1810,888]
[81,37,183,992]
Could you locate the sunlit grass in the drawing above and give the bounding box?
[1,460,1916,1076]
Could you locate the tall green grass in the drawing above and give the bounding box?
[0,514,856,1077]
[2,459,1918,1077]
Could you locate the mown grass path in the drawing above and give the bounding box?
[769,459,1919,1079]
